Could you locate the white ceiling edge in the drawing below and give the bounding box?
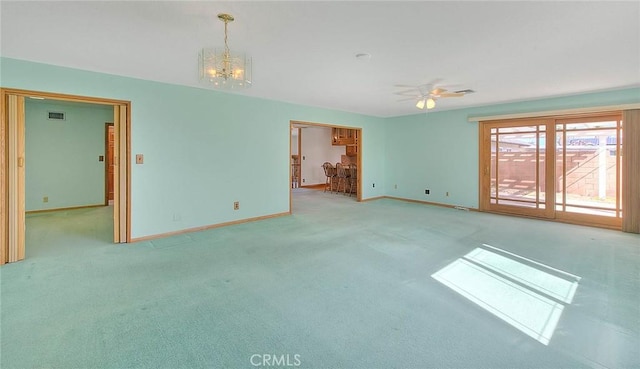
[468,103,640,122]
[392,85,640,119]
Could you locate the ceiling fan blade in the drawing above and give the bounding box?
[430,87,448,95]
[428,78,444,85]
[393,89,421,96]
[439,92,465,98]
[397,97,418,102]
[394,84,420,88]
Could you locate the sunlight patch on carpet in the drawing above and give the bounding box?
[432,244,581,345]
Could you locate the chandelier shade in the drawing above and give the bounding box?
[199,13,252,89]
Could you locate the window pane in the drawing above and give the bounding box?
[538,130,546,209]
[494,126,543,208]
[555,130,564,210]
[491,135,497,204]
[563,125,617,217]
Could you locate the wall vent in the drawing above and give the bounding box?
[48,111,66,120]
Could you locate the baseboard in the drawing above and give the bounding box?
[26,204,106,214]
[300,184,325,190]
[384,196,620,231]
[360,196,385,202]
[130,211,291,243]
[382,196,479,211]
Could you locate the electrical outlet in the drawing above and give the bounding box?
[446,191,450,197]
[233,201,240,210]
[425,189,430,195]
[372,183,375,188]
[394,184,397,189]
[43,196,48,203]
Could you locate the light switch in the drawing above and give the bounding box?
[136,154,144,164]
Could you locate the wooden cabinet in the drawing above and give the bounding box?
[331,127,358,156]
[332,128,357,145]
[332,128,358,157]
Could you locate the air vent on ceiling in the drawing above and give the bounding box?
[48,111,66,120]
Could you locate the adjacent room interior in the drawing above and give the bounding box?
[291,122,360,198]
[1,2,639,369]
[22,98,116,255]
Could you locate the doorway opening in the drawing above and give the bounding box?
[289,121,362,213]
[1,88,131,265]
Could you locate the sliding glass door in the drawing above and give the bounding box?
[555,115,622,227]
[481,119,554,218]
[480,113,623,228]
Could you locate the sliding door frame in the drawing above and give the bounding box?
[480,112,624,230]
[622,110,640,233]
[480,117,556,219]
[553,114,623,229]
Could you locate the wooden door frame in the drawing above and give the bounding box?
[1,88,132,265]
[289,120,362,213]
[290,126,302,188]
[479,118,555,219]
[105,122,114,205]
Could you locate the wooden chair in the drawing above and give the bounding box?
[348,163,357,196]
[322,162,336,193]
[336,163,349,195]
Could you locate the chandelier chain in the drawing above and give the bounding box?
[224,21,230,55]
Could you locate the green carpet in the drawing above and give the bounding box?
[1,189,639,368]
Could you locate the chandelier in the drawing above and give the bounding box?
[199,13,252,89]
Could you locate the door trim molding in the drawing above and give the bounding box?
[0,88,132,264]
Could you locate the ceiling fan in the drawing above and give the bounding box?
[395,83,473,110]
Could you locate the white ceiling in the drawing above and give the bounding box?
[2,1,639,117]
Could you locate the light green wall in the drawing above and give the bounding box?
[4,57,637,238]
[24,100,113,211]
[384,109,479,207]
[1,57,387,239]
[383,88,640,208]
